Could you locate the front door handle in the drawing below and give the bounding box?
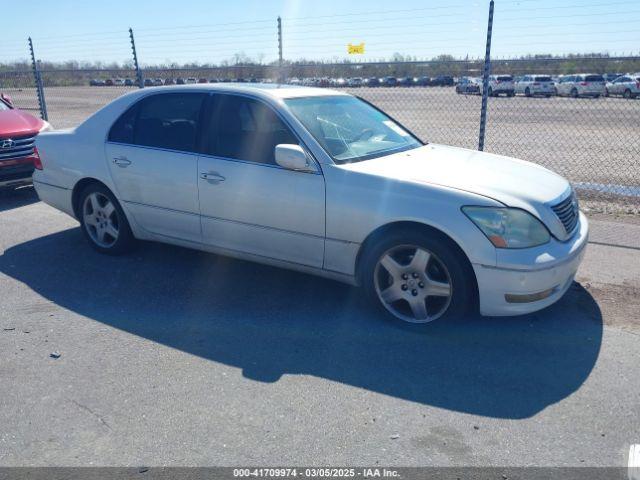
[200,172,226,183]
[113,156,132,167]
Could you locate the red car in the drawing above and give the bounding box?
[0,93,50,189]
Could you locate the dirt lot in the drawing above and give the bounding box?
[5,84,640,196]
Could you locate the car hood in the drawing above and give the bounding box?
[339,144,572,238]
[0,109,43,137]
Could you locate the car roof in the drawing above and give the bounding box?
[127,83,348,100]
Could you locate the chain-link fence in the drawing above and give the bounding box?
[2,59,639,213]
[0,70,39,117]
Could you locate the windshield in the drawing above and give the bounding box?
[285,95,422,163]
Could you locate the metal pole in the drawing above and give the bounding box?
[28,37,48,121]
[478,0,494,151]
[277,16,283,83]
[129,28,144,88]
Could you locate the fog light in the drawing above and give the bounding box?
[505,287,558,304]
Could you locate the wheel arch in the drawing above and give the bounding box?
[71,177,114,220]
[354,220,479,304]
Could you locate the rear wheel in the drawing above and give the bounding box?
[361,229,475,324]
[571,88,579,98]
[624,89,633,99]
[79,184,135,255]
[525,87,531,97]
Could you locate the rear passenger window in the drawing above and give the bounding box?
[109,93,206,152]
[135,93,206,152]
[204,95,299,165]
[108,105,137,144]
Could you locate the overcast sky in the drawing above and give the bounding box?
[2,0,639,65]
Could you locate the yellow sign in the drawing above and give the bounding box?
[348,43,365,54]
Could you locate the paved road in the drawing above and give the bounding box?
[0,187,638,467]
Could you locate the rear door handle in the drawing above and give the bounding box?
[113,156,131,167]
[200,172,226,183]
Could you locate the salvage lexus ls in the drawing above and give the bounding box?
[33,84,588,323]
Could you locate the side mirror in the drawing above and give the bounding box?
[275,144,316,172]
[1,93,13,107]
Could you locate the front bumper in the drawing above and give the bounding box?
[0,162,34,188]
[473,212,589,316]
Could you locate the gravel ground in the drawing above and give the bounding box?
[0,187,638,467]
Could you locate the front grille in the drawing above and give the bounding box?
[0,134,36,162]
[551,191,579,235]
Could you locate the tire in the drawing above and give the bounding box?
[525,87,531,97]
[360,228,475,324]
[571,88,579,98]
[624,89,632,99]
[78,183,135,255]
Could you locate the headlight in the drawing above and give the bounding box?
[462,207,550,248]
[39,121,53,132]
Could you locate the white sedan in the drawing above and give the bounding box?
[33,84,588,324]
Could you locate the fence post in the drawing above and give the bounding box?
[277,16,284,83]
[129,28,144,88]
[28,37,48,121]
[478,0,494,151]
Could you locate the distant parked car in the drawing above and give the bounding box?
[455,77,480,94]
[185,78,197,84]
[143,78,154,87]
[485,75,515,97]
[430,75,454,87]
[104,78,114,87]
[153,78,163,86]
[555,74,606,98]
[89,79,105,87]
[163,78,175,85]
[113,78,125,86]
[515,75,555,97]
[176,78,185,85]
[397,77,413,87]
[364,77,380,87]
[606,74,640,99]
[0,93,51,189]
[381,76,398,87]
[198,78,208,84]
[604,73,623,83]
[347,77,364,87]
[413,76,430,87]
[124,78,134,86]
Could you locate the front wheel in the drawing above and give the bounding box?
[361,230,475,324]
[79,184,135,255]
[571,88,579,98]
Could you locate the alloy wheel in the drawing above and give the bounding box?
[374,245,452,323]
[82,192,119,248]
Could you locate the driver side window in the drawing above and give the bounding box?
[204,94,299,165]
